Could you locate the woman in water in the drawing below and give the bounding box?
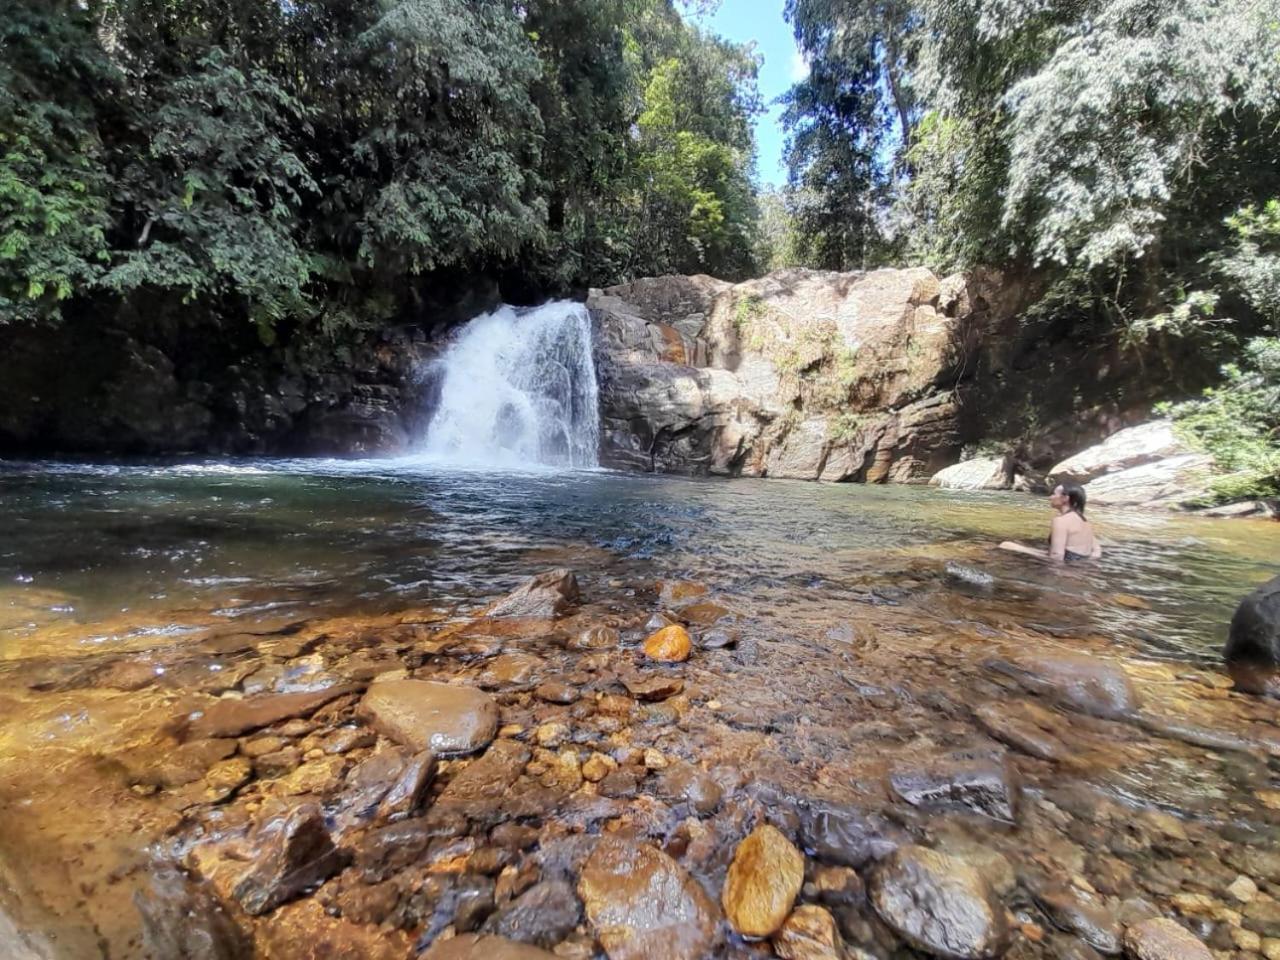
[1000,483,1102,562]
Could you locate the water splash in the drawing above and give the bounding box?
[420,301,600,468]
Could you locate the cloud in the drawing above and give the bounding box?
[789,49,810,82]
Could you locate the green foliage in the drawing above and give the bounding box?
[0,0,763,332]
[1163,338,1280,502]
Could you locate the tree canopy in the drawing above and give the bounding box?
[0,0,763,331]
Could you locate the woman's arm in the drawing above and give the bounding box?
[998,541,1047,559]
[1048,516,1067,562]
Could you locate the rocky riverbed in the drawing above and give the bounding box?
[3,552,1280,960]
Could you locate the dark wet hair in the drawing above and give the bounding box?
[1056,483,1087,518]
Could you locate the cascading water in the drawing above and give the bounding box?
[420,301,600,468]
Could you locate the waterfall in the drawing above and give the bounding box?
[420,301,600,469]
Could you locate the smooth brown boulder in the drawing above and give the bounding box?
[985,651,1140,719]
[357,680,497,756]
[1123,919,1213,960]
[723,824,805,937]
[642,624,692,663]
[484,569,579,619]
[578,837,719,960]
[869,845,1009,959]
[422,935,557,959]
[773,905,845,960]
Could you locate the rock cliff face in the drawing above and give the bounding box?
[590,267,1024,481]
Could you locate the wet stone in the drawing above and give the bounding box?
[422,934,558,959]
[869,845,1010,959]
[357,680,498,756]
[974,700,1068,761]
[805,864,864,906]
[622,674,685,701]
[772,904,845,960]
[676,600,732,626]
[1035,884,1122,954]
[485,569,580,619]
[377,750,437,822]
[135,865,250,960]
[655,761,723,816]
[354,812,468,883]
[241,735,288,758]
[118,737,237,789]
[203,757,253,801]
[254,745,303,779]
[798,800,908,868]
[723,824,805,938]
[233,804,348,916]
[642,624,692,663]
[889,752,1019,823]
[578,836,720,960]
[567,626,620,651]
[437,740,532,814]
[184,684,362,739]
[322,725,376,754]
[483,879,582,948]
[477,653,545,689]
[534,681,578,704]
[1124,918,1214,960]
[985,652,1139,719]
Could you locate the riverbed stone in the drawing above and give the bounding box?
[772,905,845,960]
[723,824,805,937]
[1035,884,1122,954]
[422,935,558,959]
[377,750,437,822]
[889,752,1019,823]
[534,681,577,704]
[642,624,692,662]
[1224,574,1280,696]
[184,684,362,739]
[484,569,580,619]
[135,865,250,960]
[578,836,719,960]
[974,699,1068,761]
[437,739,532,815]
[622,674,685,701]
[655,761,723,815]
[477,653,544,689]
[986,651,1140,719]
[568,626,620,651]
[232,804,348,915]
[482,879,581,948]
[798,800,909,868]
[869,845,1010,959]
[357,680,498,756]
[1123,918,1213,960]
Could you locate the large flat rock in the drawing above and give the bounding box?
[357,680,498,756]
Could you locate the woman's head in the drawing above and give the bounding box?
[1050,483,1087,517]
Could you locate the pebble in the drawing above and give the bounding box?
[772,904,843,960]
[1230,877,1261,905]
[642,624,692,663]
[581,753,615,783]
[1232,928,1263,952]
[642,748,667,770]
[535,723,569,748]
[1262,938,1280,960]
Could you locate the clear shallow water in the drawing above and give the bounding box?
[2,457,1276,665]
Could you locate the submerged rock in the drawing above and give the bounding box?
[642,624,692,663]
[483,879,581,948]
[357,680,498,755]
[567,626,620,651]
[945,562,995,591]
[135,865,250,960]
[986,651,1139,719]
[578,836,720,960]
[797,800,907,868]
[183,684,361,739]
[485,569,580,619]
[869,845,1010,959]
[1224,574,1280,696]
[232,804,348,916]
[723,824,805,938]
[772,904,845,960]
[1035,884,1122,954]
[1123,918,1213,960]
[422,935,558,959]
[890,752,1019,823]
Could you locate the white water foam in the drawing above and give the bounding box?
[419,301,600,469]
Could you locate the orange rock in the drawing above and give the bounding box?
[723,824,805,937]
[642,625,692,663]
[773,905,844,959]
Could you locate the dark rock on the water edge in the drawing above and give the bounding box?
[1034,884,1122,954]
[890,752,1019,823]
[135,865,250,960]
[1224,574,1280,696]
[485,569,580,619]
[233,804,348,915]
[378,750,438,822]
[869,845,1010,959]
[357,680,498,756]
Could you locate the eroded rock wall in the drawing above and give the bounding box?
[591,267,1024,481]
